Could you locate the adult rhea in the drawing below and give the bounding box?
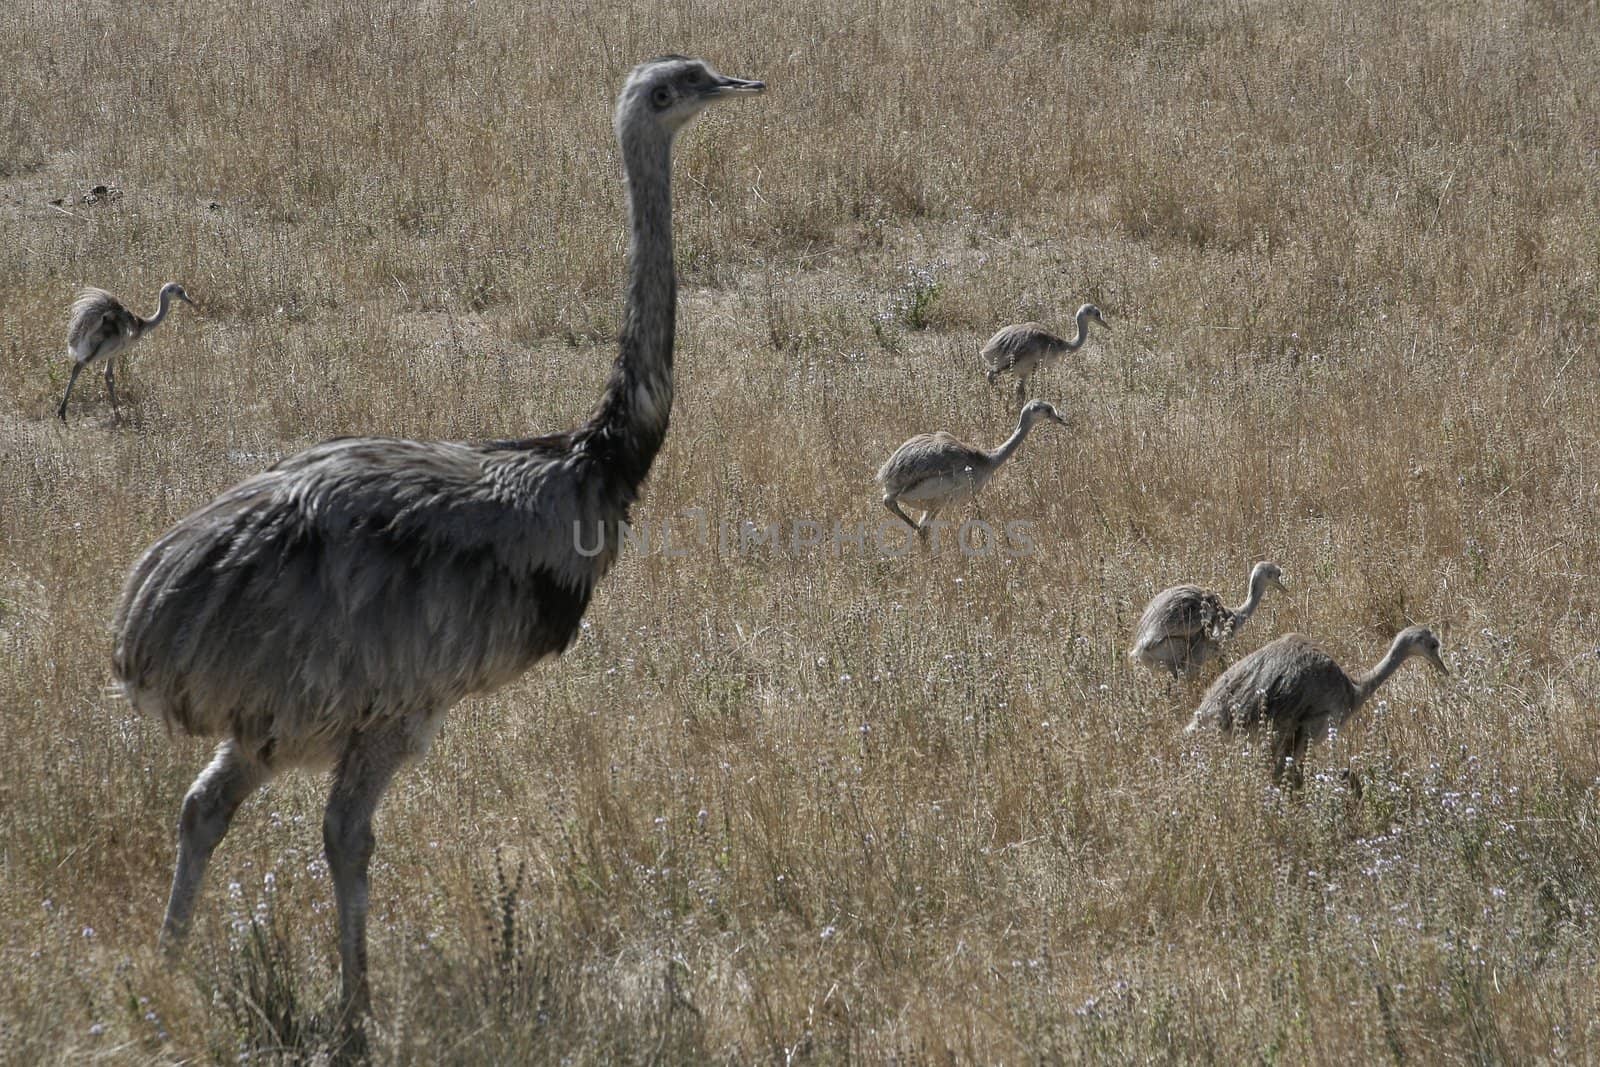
[113,57,763,1020]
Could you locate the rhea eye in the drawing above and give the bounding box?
[651,87,671,108]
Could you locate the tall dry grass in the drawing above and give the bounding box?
[3,0,1600,1061]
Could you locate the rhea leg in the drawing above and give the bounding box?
[1272,728,1308,788]
[1289,730,1313,788]
[161,741,267,949]
[324,726,410,1022]
[58,363,85,421]
[104,357,119,419]
[882,495,918,533]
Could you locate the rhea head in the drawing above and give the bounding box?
[1396,625,1449,675]
[1079,303,1110,331]
[1251,561,1289,594]
[616,56,765,141]
[161,282,198,307]
[1020,399,1071,428]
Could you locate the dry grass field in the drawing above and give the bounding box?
[3,0,1600,1061]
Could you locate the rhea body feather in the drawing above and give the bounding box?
[114,436,632,766]
[68,288,143,363]
[876,433,994,507]
[1129,584,1235,676]
[1187,634,1360,739]
[981,322,1069,379]
[1130,562,1284,678]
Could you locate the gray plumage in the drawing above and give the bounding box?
[112,57,763,1023]
[876,399,1069,535]
[58,282,195,421]
[1130,561,1288,679]
[982,304,1109,405]
[1186,625,1449,781]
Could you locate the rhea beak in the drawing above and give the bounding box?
[1049,411,1071,428]
[1427,650,1449,676]
[1271,577,1289,594]
[1093,313,1111,331]
[712,75,766,96]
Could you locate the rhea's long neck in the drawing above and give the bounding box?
[588,130,676,488]
[987,416,1037,469]
[1231,574,1267,626]
[1353,639,1411,706]
[1066,308,1091,351]
[141,288,175,334]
